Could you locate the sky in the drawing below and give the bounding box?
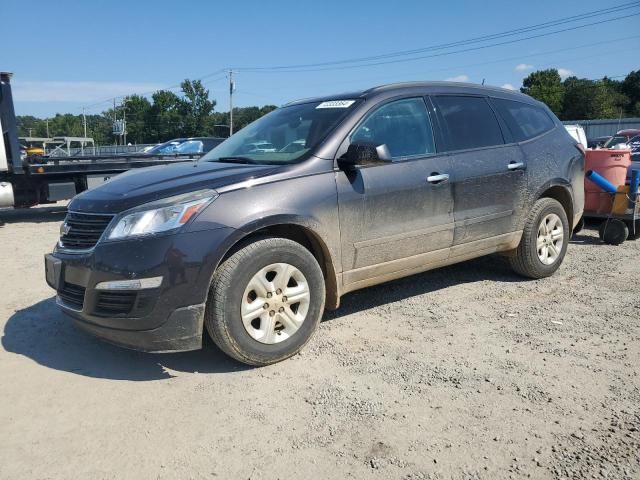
[3,0,640,118]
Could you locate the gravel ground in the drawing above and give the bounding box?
[0,205,638,480]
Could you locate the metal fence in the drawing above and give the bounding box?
[47,144,155,157]
[562,118,640,139]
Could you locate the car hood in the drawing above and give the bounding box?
[70,161,279,213]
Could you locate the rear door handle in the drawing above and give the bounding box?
[507,161,525,170]
[427,173,450,184]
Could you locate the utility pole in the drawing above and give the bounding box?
[28,128,33,137]
[229,70,234,136]
[113,98,117,145]
[122,97,127,146]
[46,119,50,138]
[80,107,87,155]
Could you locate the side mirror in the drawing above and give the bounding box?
[339,142,392,169]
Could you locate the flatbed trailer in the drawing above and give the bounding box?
[1,72,203,208]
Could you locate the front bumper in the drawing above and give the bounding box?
[44,227,235,352]
[70,302,206,352]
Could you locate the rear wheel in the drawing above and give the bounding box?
[509,198,569,279]
[205,237,325,366]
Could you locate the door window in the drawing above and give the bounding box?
[351,98,435,159]
[491,98,555,142]
[432,96,504,151]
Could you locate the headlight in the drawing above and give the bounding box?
[106,189,218,240]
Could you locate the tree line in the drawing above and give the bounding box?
[16,70,640,145]
[16,79,277,145]
[520,69,640,120]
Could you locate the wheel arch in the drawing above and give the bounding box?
[534,180,575,229]
[215,215,341,310]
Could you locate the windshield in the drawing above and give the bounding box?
[147,139,184,154]
[604,136,628,148]
[201,100,360,164]
[175,140,203,154]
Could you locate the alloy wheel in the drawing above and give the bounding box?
[240,263,311,344]
[536,213,564,265]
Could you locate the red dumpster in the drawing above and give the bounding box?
[584,148,631,214]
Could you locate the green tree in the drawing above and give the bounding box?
[520,69,564,115]
[621,70,640,116]
[16,115,46,137]
[123,95,152,144]
[47,113,84,137]
[561,76,594,119]
[148,90,184,142]
[83,113,113,144]
[562,76,626,120]
[179,79,216,136]
[15,77,281,145]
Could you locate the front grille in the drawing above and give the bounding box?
[95,291,137,316]
[60,211,114,250]
[58,282,86,310]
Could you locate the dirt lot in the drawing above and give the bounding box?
[0,205,638,480]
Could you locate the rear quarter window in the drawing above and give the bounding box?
[491,98,555,142]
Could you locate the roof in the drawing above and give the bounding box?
[285,81,533,106]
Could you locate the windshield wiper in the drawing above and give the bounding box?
[215,156,259,164]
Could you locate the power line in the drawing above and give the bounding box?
[29,2,640,119]
[234,34,640,94]
[238,11,640,73]
[237,1,640,71]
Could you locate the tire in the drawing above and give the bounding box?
[509,198,570,279]
[598,219,628,245]
[205,237,325,366]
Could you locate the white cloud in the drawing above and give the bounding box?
[445,75,469,82]
[501,83,516,90]
[12,80,166,103]
[515,63,533,71]
[557,68,574,79]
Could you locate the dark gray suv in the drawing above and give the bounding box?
[45,82,585,365]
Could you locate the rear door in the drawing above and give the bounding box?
[431,95,526,247]
[336,97,454,285]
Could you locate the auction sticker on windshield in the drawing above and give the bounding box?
[316,100,356,109]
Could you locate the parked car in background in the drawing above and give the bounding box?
[604,129,640,148]
[628,135,640,180]
[629,135,640,158]
[45,82,584,366]
[239,141,277,153]
[564,124,587,149]
[144,137,225,156]
[280,139,307,153]
[587,135,612,148]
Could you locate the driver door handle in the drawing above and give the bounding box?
[507,161,525,170]
[427,173,450,184]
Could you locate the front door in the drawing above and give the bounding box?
[336,97,455,288]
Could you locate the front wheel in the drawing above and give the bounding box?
[205,237,326,366]
[509,198,570,279]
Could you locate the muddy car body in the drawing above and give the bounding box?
[45,82,584,365]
